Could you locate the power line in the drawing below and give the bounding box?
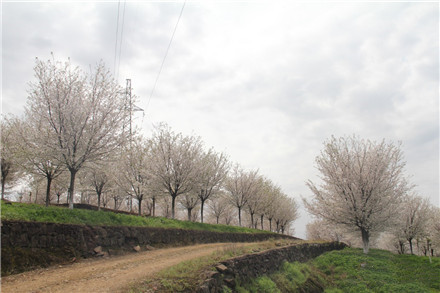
[113,0,126,82]
[113,1,120,77]
[117,0,127,82]
[146,0,186,112]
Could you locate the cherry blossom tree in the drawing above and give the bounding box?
[117,137,151,216]
[224,164,259,227]
[256,180,277,230]
[304,135,410,254]
[246,175,269,229]
[179,192,200,221]
[195,149,229,223]
[208,191,230,224]
[264,184,283,232]
[1,117,21,199]
[148,124,203,219]
[52,175,69,204]
[273,195,299,234]
[160,196,173,218]
[25,57,129,209]
[10,116,65,206]
[428,207,440,256]
[84,165,113,211]
[306,219,355,243]
[395,194,431,254]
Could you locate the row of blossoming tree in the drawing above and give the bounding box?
[1,57,298,234]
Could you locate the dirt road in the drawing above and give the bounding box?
[1,242,240,293]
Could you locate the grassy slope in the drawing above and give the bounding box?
[238,247,440,293]
[0,201,270,234]
[314,248,440,293]
[129,240,303,293]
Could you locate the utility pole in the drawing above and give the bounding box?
[125,79,144,142]
[125,79,144,213]
[126,79,133,147]
[126,79,133,213]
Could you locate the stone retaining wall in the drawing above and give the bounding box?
[1,220,296,275]
[197,241,347,293]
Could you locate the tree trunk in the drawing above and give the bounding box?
[152,197,156,217]
[138,198,142,216]
[260,215,264,230]
[269,218,272,232]
[200,199,205,223]
[225,215,232,225]
[171,195,176,219]
[68,169,77,209]
[45,176,53,207]
[238,206,242,227]
[97,193,101,211]
[409,238,414,254]
[216,216,220,224]
[250,212,254,228]
[398,240,405,254]
[1,162,9,200]
[1,179,5,200]
[361,228,370,254]
[187,208,192,221]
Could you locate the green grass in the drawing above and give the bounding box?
[313,248,440,293]
[238,276,280,293]
[0,201,270,234]
[237,261,323,293]
[237,248,440,293]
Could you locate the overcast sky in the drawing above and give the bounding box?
[2,1,439,238]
